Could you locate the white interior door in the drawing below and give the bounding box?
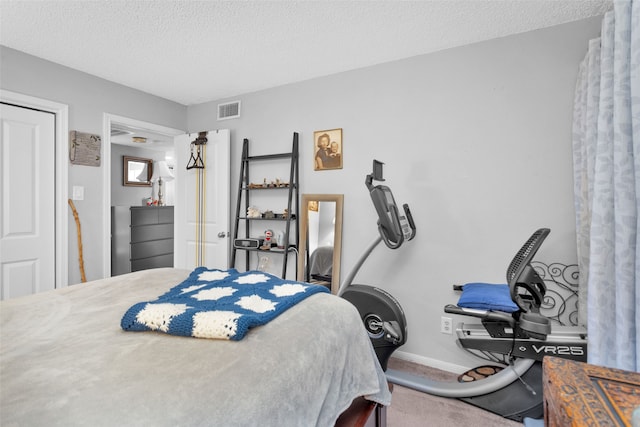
[0,103,55,299]
[174,129,230,270]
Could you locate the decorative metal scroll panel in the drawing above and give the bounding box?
[532,262,580,326]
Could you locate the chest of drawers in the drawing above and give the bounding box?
[111,206,174,275]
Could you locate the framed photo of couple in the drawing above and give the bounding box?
[313,128,342,171]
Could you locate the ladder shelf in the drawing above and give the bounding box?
[230,133,299,279]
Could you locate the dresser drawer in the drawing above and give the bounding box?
[131,239,174,260]
[130,224,174,243]
[131,206,173,224]
[131,208,160,226]
[158,207,173,224]
[131,254,174,272]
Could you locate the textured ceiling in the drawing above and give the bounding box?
[1,0,610,106]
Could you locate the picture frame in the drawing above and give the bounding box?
[313,128,342,171]
[123,156,153,187]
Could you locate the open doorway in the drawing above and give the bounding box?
[102,114,183,277]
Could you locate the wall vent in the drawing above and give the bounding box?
[217,101,241,120]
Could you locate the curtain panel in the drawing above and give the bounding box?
[572,0,639,371]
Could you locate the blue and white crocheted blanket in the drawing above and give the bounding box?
[121,267,329,340]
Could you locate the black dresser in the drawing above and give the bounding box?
[111,206,174,276]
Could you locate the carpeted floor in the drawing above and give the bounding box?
[386,357,523,426]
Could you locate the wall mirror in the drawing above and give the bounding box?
[123,156,153,187]
[297,194,343,294]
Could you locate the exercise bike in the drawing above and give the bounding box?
[340,160,588,422]
[339,160,415,370]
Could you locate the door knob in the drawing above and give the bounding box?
[218,232,228,238]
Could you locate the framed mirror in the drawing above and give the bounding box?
[123,156,153,187]
[297,194,344,294]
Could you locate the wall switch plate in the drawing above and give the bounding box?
[72,186,84,201]
[441,316,453,334]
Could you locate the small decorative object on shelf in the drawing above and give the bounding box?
[263,210,275,219]
[247,179,290,189]
[260,229,274,250]
[247,206,261,218]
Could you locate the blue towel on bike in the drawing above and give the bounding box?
[457,282,519,313]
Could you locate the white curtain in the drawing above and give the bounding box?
[573,0,639,371]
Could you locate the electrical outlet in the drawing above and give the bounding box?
[441,316,453,334]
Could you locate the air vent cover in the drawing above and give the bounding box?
[218,101,241,120]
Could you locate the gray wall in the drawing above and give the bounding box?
[0,46,187,284]
[0,15,602,368]
[187,17,602,369]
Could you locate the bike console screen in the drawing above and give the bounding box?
[367,160,416,249]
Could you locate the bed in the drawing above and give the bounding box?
[0,267,391,426]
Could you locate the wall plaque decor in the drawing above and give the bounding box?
[69,131,101,166]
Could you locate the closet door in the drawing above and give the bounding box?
[0,103,55,299]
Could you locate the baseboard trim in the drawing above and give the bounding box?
[392,350,473,374]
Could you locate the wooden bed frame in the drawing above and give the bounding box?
[336,384,392,427]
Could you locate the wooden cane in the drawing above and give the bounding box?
[68,199,87,283]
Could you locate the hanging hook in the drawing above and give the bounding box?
[186,131,207,169]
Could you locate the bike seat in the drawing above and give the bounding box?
[444,229,553,340]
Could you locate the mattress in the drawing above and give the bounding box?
[0,268,391,426]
